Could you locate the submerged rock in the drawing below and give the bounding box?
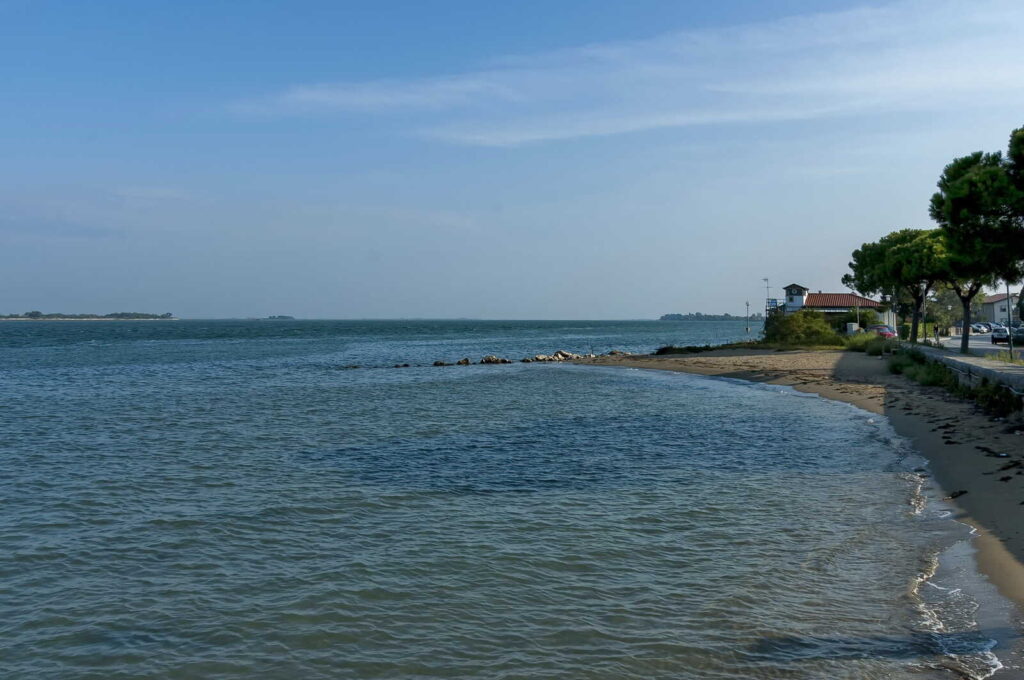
[456,358,471,366]
[480,355,512,364]
[433,360,451,367]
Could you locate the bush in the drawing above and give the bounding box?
[974,380,1023,417]
[866,337,897,356]
[832,309,879,332]
[763,310,843,346]
[845,334,896,355]
[888,353,1022,416]
[844,333,875,352]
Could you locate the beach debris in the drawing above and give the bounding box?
[456,358,471,365]
[947,490,968,499]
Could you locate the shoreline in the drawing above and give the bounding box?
[0,318,178,322]
[577,349,1024,615]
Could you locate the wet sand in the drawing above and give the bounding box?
[577,349,1024,611]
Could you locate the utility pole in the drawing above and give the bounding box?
[762,278,771,315]
[745,301,750,333]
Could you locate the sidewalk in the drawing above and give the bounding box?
[915,343,1024,394]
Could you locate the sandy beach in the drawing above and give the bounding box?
[577,349,1024,608]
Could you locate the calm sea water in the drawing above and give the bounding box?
[0,320,1015,679]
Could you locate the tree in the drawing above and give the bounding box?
[929,144,1021,353]
[842,229,944,343]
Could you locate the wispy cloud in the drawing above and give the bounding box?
[243,0,1024,146]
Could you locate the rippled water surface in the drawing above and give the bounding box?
[0,320,1010,678]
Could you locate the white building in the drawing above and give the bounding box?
[782,284,895,326]
[981,293,1020,324]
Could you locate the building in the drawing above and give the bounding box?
[981,293,1020,324]
[781,283,895,326]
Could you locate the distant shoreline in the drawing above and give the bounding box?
[0,318,179,322]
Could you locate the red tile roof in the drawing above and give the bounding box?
[803,293,882,308]
[983,293,1013,304]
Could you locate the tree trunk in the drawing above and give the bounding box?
[910,297,923,343]
[960,298,972,354]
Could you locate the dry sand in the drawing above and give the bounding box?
[576,349,1024,608]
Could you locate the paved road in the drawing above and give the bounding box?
[936,333,1020,357]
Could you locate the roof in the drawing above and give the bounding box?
[783,283,809,291]
[983,293,1017,304]
[803,292,883,309]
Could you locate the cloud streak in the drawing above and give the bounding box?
[245,0,1024,146]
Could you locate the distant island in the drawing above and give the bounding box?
[659,312,765,321]
[265,315,295,320]
[0,311,176,320]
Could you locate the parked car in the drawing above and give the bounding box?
[971,323,991,333]
[992,327,1010,344]
[866,324,897,339]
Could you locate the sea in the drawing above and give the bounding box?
[0,319,1019,679]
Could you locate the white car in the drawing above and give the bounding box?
[992,327,1009,344]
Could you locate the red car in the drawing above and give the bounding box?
[866,324,897,339]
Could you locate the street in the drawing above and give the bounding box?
[936,332,1020,357]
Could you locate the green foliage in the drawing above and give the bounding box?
[930,144,1024,286]
[832,308,878,331]
[888,351,1022,416]
[842,229,945,342]
[897,322,936,340]
[843,334,895,355]
[992,350,1024,366]
[929,127,1024,353]
[974,379,1024,417]
[843,333,875,351]
[866,337,897,356]
[762,310,843,345]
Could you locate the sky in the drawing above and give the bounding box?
[2,0,1023,319]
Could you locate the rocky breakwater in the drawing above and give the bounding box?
[432,350,630,366]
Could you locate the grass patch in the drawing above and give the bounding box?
[888,351,1023,417]
[992,350,1024,365]
[845,334,897,356]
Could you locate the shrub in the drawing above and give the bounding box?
[888,353,1022,416]
[844,333,875,352]
[974,381,1023,417]
[763,310,843,346]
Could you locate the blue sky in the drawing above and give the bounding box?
[3,0,1023,318]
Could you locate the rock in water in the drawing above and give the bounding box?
[456,358,471,366]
